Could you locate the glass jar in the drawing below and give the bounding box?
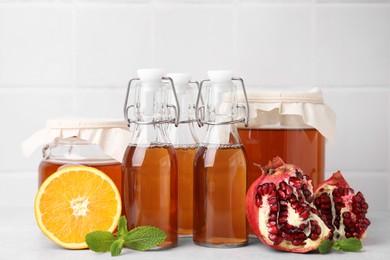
[237,88,336,189]
[22,118,132,210]
[193,70,249,248]
[39,137,122,191]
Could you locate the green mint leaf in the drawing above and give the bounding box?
[318,239,333,254]
[117,216,128,238]
[123,226,167,251]
[85,231,117,252]
[110,239,124,257]
[333,238,362,252]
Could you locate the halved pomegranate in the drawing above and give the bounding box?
[314,171,370,241]
[246,157,331,253]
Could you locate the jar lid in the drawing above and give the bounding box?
[22,117,132,162]
[237,87,336,142]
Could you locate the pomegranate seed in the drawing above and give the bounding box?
[279,181,287,190]
[279,217,287,223]
[268,226,279,235]
[299,223,308,230]
[279,200,287,206]
[342,212,351,218]
[269,213,277,221]
[289,177,301,188]
[270,204,278,212]
[292,240,301,246]
[278,190,286,200]
[256,194,262,207]
[268,196,278,204]
[300,209,310,220]
[291,201,299,209]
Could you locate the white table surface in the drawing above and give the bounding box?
[0,206,388,260]
[0,171,388,259]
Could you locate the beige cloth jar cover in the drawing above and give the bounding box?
[237,87,336,142]
[22,118,133,162]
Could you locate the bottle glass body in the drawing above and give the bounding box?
[122,80,178,248]
[122,138,178,247]
[193,79,248,247]
[168,81,199,237]
[170,123,198,237]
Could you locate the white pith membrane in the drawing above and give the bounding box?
[257,171,331,251]
[70,196,90,217]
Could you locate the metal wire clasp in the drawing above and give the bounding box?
[195,77,249,127]
[123,76,180,127]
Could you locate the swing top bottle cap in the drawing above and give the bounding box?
[208,70,234,83]
[167,73,191,87]
[137,69,165,83]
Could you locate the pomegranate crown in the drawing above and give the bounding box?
[262,156,287,174]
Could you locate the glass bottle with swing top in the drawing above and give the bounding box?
[122,69,180,248]
[166,73,199,237]
[193,70,250,248]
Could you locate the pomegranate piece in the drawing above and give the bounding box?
[314,171,370,241]
[246,157,331,253]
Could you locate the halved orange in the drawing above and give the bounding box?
[34,165,122,249]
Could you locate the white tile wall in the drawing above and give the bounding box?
[316,3,390,86]
[154,3,236,80]
[0,0,389,210]
[236,2,312,87]
[75,2,153,87]
[0,3,73,87]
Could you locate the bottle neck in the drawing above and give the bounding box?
[131,124,171,146]
[201,123,241,146]
[168,122,199,147]
[133,82,169,124]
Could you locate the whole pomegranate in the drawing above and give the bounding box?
[246,157,331,253]
[314,171,370,241]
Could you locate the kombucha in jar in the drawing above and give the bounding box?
[38,137,122,192]
[238,128,325,189]
[236,88,335,190]
[193,70,249,248]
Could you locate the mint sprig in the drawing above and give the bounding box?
[85,216,167,256]
[319,238,363,254]
[318,239,332,254]
[333,238,362,252]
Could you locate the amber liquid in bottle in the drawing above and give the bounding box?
[238,128,325,189]
[122,145,178,248]
[193,144,248,247]
[176,146,197,236]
